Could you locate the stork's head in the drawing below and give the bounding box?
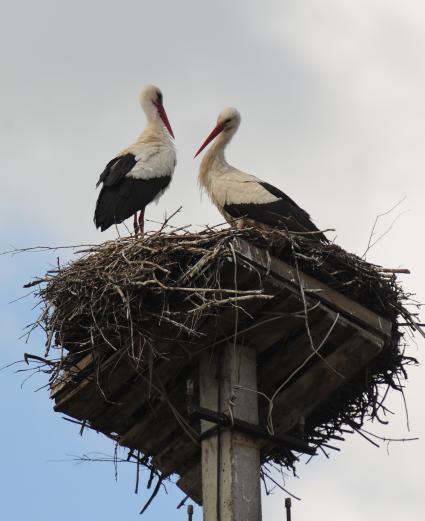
[194,107,241,157]
[217,107,241,131]
[139,85,174,138]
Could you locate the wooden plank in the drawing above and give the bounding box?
[233,238,392,338]
[54,340,195,424]
[153,433,199,476]
[257,311,341,403]
[54,350,135,420]
[244,261,389,354]
[50,352,94,399]
[118,399,182,453]
[118,373,192,454]
[89,353,195,434]
[244,293,308,354]
[89,381,148,435]
[256,303,385,402]
[271,334,384,438]
[176,464,202,505]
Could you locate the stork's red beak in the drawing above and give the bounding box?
[194,124,223,158]
[156,103,175,139]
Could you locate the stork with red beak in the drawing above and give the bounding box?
[195,108,327,240]
[94,85,176,235]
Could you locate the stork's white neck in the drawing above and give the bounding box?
[137,119,173,146]
[137,95,173,144]
[198,129,236,190]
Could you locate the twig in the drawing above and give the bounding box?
[363,197,408,258]
[139,473,167,514]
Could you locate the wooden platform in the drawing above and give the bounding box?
[51,238,392,504]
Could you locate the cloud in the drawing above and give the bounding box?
[1,1,424,519]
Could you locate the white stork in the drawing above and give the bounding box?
[195,107,327,241]
[94,85,176,235]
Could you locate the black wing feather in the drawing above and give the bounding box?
[224,181,327,241]
[259,182,300,209]
[96,153,137,188]
[94,176,172,231]
[94,152,172,231]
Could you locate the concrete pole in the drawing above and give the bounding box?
[200,344,262,521]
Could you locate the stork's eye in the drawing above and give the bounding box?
[222,118,231,126]
[156,92,163,105]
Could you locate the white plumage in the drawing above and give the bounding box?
[125,143,176,181]
[195,107,327,240]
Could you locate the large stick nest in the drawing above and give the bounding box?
[25,226,419,504]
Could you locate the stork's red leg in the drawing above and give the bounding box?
[133,213,139,236]
[236,217,247,230]
[138,209,145,236]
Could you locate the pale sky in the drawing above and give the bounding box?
[1,1,424,520]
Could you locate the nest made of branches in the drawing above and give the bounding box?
[24,225,420,502]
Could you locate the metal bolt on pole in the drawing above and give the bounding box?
[187,504,193,521]
[285,498,292,521]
